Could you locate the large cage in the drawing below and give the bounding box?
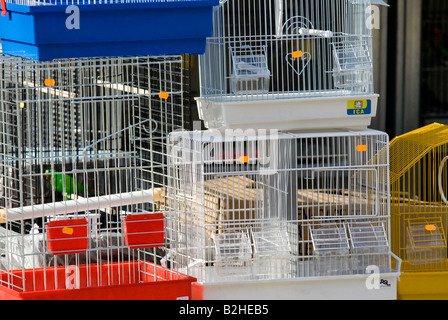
[196,0,381,131]
[390,123,448,273]
[389,123,448,299]
[167,129,401,298]
[0,55,196,299]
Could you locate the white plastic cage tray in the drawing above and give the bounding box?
[196,94,379,131]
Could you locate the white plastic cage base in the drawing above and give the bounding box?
[196,94,378,131]
[191,273,400,300]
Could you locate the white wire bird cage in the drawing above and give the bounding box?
[196,0,382,131]
[166,128,401,299]
[0,54,195,299]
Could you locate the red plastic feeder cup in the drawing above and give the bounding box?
[46,219,89,255]
[122,213,165,249]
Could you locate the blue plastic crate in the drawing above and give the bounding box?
[0,0,219,61]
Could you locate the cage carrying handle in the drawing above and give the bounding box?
[1,0,8,16]
[438,156,448,204]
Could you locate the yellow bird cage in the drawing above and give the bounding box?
[390,123,448,299]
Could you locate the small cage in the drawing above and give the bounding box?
[167,129,400,285]
[0,55,195,300]
[390,123,448,273]
[196,0,382,131]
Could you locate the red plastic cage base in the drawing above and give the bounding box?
[0,261,196,300]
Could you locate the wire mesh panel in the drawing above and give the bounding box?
[167,129,398,283]
[196,0,379,131]
[0,55,194,299]
[390,123,448,273]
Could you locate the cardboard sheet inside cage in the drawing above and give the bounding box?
[122,213,165,249]
[175,175,381,242]
[0,0,218,61]
[0,261,196,300]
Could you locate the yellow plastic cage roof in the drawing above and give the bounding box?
[389,123,448,184]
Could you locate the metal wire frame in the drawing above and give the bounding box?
[199,0,375,103]
[166,129,399,283]
[0,54,188,293]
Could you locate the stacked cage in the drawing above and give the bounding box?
[390,123,448,299]
[196,0,378,131]
[0,55,196,299]
[167,129,401,299]
[156,0,399,300]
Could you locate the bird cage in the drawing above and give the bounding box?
[389,123,448,274]
[389,123,448,299]
[196,0,384,131]
[167,128,401,299]
[0,55,196,300]
[0,0,219,61]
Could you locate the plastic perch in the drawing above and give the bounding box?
[299,28,333,38]
[0,188,163,223]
